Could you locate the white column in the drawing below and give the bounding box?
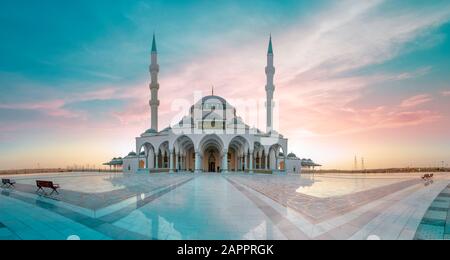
[155,152,159,169]
[175,152,179,172]
[149,150,154,170]
[244,153,248,172]
[145,151,149,169]
[169,149,174,173]
[249,150,254,173]
[222,149,228,173]
[237,156,241,172]
[275,153,278,171]
[265,154,269,170]
[194,152,201,173]
[180,155,184,171]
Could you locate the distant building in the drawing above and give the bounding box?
[300,158,322,170]
[103,157,123,170]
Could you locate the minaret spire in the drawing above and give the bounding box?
[268,34,273,54]
[151,33,157,53]
[265,34,275,133]
[149,33,160,132]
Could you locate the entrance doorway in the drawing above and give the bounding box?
[208,153,216,172]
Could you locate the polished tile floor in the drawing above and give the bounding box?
[0,172,449,240]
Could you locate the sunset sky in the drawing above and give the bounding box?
[1,0,450,170]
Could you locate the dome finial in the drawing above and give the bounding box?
[211,85,214,96]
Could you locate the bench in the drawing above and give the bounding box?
[421,174,434,180]
[1,179,16,188]
[36,180,60,195]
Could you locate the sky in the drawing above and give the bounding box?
[1,0,450,170]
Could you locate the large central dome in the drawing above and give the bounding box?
[183,95,238,131]
[191,95,235,112]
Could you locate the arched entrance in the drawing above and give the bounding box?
[228,136,250,172]
[158,142,169,169]
[269,144,286,171]
[138,142,155,170]
[174,135,195,172]
[207,152,217,172]
[199,134,224,173]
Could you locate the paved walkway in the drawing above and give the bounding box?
[414,183,450,240]
[229,175,422,223]
[1,172,449,240]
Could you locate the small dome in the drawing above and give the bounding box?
[127,151,137,156]
[145,128,158,134]
[287,153,297,158]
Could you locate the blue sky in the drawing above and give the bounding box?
[1,0,450,169]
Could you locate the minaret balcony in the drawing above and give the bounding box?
[150,83,160,90]
[149,100,160,106]
[265,66,275,74]
[149,64,160,72]
[265,84,275,92]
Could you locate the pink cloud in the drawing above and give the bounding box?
[442,90,450,96]
[0,99,78,118]
[400,94,433,108]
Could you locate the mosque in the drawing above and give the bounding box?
[122,35,302,174]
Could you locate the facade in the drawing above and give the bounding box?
[123,35,301,174]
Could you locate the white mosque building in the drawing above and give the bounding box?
[122,35,302,174]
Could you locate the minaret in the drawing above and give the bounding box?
[149,33,160,131]
[265,35,275,133]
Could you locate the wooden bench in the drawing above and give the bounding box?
[36,180,60,195]
[1,179,16,188]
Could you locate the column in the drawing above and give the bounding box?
[169,149,174,173]
[145,153,149,169]
[238,156,241,172]
[244,153,248,172]
[275,154,278,171]
[194,152,201,173]
[222,149,228,173]
[155,152,159,169]
[265,154,269,170]
[180,155,184,171]
[175,152,179,172]
[249,150,254,173]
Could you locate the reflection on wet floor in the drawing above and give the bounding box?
[0,171,449,240]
